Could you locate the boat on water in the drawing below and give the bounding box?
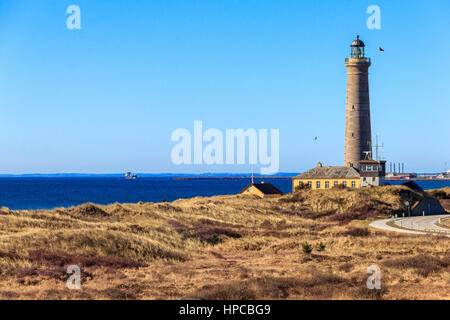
[125,172,137,179]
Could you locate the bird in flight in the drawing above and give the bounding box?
[379,46,385,52]
[314,136,318,141]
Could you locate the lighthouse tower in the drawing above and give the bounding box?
[344,35,372,170]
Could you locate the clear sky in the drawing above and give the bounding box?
[0,0,449,174]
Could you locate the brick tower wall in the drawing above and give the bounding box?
[344,58,372,170]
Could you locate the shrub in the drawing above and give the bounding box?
[429,190,449,199]
[338,263,353,272]
[278,193,304,203]
[184,275,347,300]
[0,250,22,260]
[100,281,148,300]
[191,227,241,244]
[302,242,313,254]
[17,267,38,277]
[330,203,384,225]
[279,209,299,216]
[27,249,145,269]
[70,203,110,217]
[332,184,347,190]
[299,209,335,220]
[317,242,326,252]
[383,254,449,277]
[329,212,360,225]
[340,227,371,237]
[294,183,309,192]
[169,220,241,244]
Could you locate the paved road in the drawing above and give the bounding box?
[370,214,450,236]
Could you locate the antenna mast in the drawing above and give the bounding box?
[374,134,384,161]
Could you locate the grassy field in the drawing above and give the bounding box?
[0,185,448,300]
[441,219,450,228]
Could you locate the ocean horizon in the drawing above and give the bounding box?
[0,177,449,211]
[0,172,445,178]
[0,172,298,178]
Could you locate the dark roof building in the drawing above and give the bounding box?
[293,164,360,180]
[239,182,283,198]
[292,162,386,191]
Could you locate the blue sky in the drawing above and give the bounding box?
[0,0,449,174]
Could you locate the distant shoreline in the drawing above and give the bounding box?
[172,177,291,180]
[386,178,450,182]
[0,173,298,178]
[174,177,450,181]
[1,176,449,182]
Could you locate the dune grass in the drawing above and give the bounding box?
[0,185,448,300]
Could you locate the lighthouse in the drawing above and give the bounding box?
[344,35,372,170]
[292,35,386,191]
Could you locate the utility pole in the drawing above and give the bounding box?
[251,166,254,185]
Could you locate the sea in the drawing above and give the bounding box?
[0,177,449,211]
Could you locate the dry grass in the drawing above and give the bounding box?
[439,217,450,228]
[382,254,449,277]
[429,188,450,199]
[439,199,450,212]
[339,227,371,237]
[0,185,448,300]
[429,187,450,212]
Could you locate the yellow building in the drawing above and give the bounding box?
[239,182,283,198]
[292,162,361,191]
